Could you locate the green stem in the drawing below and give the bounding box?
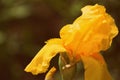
[59,52,76,80]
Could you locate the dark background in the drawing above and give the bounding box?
[0,0,120,80]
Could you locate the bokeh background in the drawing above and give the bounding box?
[0,0,120,80]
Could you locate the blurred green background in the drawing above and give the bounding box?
[0,0,120,80]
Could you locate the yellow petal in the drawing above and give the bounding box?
[24,38,66,75]
[81,53,112,80]
[60,4,118,59]
[45,67,56,80]
[73,4,119,52]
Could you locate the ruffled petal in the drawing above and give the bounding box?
[24,38,66,75]
[60,4,118,59]
[81,53,112,80]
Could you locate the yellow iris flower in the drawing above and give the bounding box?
[25,4,118,80]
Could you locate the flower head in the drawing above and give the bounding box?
[25,4,118,80]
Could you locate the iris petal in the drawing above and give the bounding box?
[24,38,66,75]
[60,4,118,59]
[81,53,112,80]
[45,67,56,80]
